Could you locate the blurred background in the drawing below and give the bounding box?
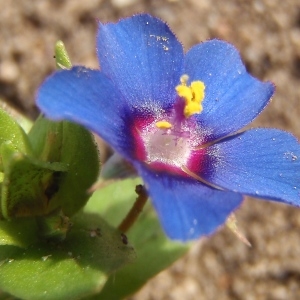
[1,0,300,299]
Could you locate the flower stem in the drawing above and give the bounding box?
[118,184,148,233]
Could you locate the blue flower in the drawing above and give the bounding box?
[37,14,300,241]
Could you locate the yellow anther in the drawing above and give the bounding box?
[176,76,205,118]
[155,120,172,129]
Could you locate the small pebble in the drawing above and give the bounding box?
[0,60,19,82]
[111,0,138,8]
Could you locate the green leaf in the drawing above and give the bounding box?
[0,142,67,219]
[0,212,135,300]
[0,99,33,134]
[0,218,38,248]
[84,179,190,299]
[0,107,32,169]
[0,289,17,299]
[28,117,99,216]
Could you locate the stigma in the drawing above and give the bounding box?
[176,75,205,118]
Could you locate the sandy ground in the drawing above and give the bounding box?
[1,0,300,299]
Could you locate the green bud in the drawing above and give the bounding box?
[55,40,72,69]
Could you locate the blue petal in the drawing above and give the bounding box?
[184,40,274,141]
[202,129,300,206]
[36,66,132,159]
[97,14,183,113]
[137,165,243,241]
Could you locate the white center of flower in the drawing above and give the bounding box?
[144,128,191,167]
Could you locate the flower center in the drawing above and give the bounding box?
[132,75,206,174]
[145,126,191,167]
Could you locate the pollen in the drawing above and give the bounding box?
[156,120,172,129]
[176,75,205,118]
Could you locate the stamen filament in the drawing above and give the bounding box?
[181,165,223,191]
